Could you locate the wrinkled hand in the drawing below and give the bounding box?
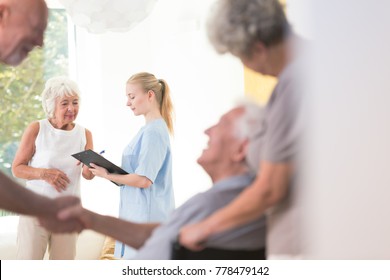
[179,221,211,251]
[40,168,70,192]
[89,163,109,178]
[38,196,83,233]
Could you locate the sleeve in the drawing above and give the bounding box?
[263,80,300,163]
[135,129,168,183]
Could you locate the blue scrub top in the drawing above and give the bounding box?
[114,118,175,259]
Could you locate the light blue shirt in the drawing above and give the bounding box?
[115,118,175,259]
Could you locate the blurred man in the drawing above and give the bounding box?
[0,0,80,232]
[43,104,267,259]
[0,0,48,66]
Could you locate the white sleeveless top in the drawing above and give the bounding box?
[25,119,86,198]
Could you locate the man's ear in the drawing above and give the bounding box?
[232,139,249,163]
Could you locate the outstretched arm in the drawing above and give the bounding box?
[55,204,159,250]
[0,172,82,233]
[0,171,54,216]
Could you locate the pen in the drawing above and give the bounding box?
[99,150,105,155]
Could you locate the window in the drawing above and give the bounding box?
[0,9,70,216]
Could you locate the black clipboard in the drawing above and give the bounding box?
[71,149,128,186]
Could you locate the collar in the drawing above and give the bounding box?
[212,172,256,191]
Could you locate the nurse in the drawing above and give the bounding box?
[89,72,175,259]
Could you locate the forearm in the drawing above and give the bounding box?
[82,165,94,180]
[13,165,44,181]
[0,171,54,217]
[204,162,291,236]
[88,211,159,249]
[106,173,152,188]
[205,183,268,236]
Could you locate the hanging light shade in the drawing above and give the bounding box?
[59,0,158,33]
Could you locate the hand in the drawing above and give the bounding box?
[179,221,211,251]
[89,163,109,178]
[40,168,70,192]
[38,196,83,233]
[57,203,93,230]
[81,163,94,180]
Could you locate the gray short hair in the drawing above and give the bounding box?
[234,101,265,141]
[232,101,265,172]
[207,0,290,57]
[41,76,81,118]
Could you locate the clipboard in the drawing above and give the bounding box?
[71,149,128,186]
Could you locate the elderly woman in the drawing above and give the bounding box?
[12,76,94,260]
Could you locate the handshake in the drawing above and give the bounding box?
[38,196,93,234]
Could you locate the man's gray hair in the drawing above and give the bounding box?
[41,76,81,118]
[233,100,265,172]
[234,100,265,141]
[207,0,290,58]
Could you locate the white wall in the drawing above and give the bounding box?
[285,0,313,40]
[291,0,390,259]
[70,0,244,215]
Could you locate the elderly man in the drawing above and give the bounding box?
[180,0,303,259]
[0,0,48,65]
[0,0,80,232]
[44,103,266,259]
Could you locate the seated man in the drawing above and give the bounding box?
[42,103,266,259]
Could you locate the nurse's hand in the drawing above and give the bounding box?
[89,163,109,179]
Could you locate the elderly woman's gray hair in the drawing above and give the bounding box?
[41,76,81,118]
[207,0,290,58]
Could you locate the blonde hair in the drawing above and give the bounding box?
[127,72,174,135]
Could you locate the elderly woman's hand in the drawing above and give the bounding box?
[40,168,70,192]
